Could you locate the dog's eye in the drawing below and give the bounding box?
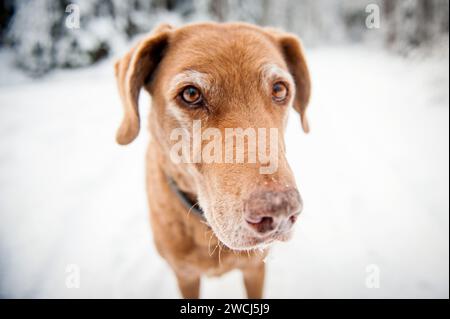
[181,86,203,105]
[272,82,289,102]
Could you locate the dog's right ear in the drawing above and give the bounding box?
[114,24,173,145]
[265,28,311,134]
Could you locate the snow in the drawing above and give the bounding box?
[0,45,448,298]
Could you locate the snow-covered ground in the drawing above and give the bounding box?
[0,45,448,298]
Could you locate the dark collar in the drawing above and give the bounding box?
[167,177,205,220]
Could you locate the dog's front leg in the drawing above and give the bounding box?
[242,262,265,299]
[175,272,201,299]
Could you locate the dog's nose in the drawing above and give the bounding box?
[244,188,302,235]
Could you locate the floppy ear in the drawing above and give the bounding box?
[114,24,173,145]
[267,30,311,133]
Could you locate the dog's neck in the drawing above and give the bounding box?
[166,176,205,219]
[149,124,204,218]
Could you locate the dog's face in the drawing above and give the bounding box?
[115,23,311,250]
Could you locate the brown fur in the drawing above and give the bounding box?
[114,22,311,298]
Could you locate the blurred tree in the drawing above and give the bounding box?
[384,0,449,54]
[2,0,448,75]
[0,0,15,45]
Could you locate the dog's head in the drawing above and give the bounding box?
[115,23,311,250]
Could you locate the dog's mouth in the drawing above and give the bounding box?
[202,189,302,251]
[171,175,302,251]
[245,230,294,249]
[226,230,294,251]
[207,215,296,251]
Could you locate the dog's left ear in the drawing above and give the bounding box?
[267,30,311,133]
[114,24,173,145]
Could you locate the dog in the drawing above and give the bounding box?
[114,22,311,298]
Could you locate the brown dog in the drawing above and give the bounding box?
[114,22,311,298]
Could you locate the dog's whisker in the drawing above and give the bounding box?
[208,232,215,256]
[210,243,219,257]
[203,228,212,241]
[187,202,200,218]
[209,235,220,257]
[218,243,223,266]
[200,220,210,227]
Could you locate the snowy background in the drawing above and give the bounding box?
[0,0,448,298]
